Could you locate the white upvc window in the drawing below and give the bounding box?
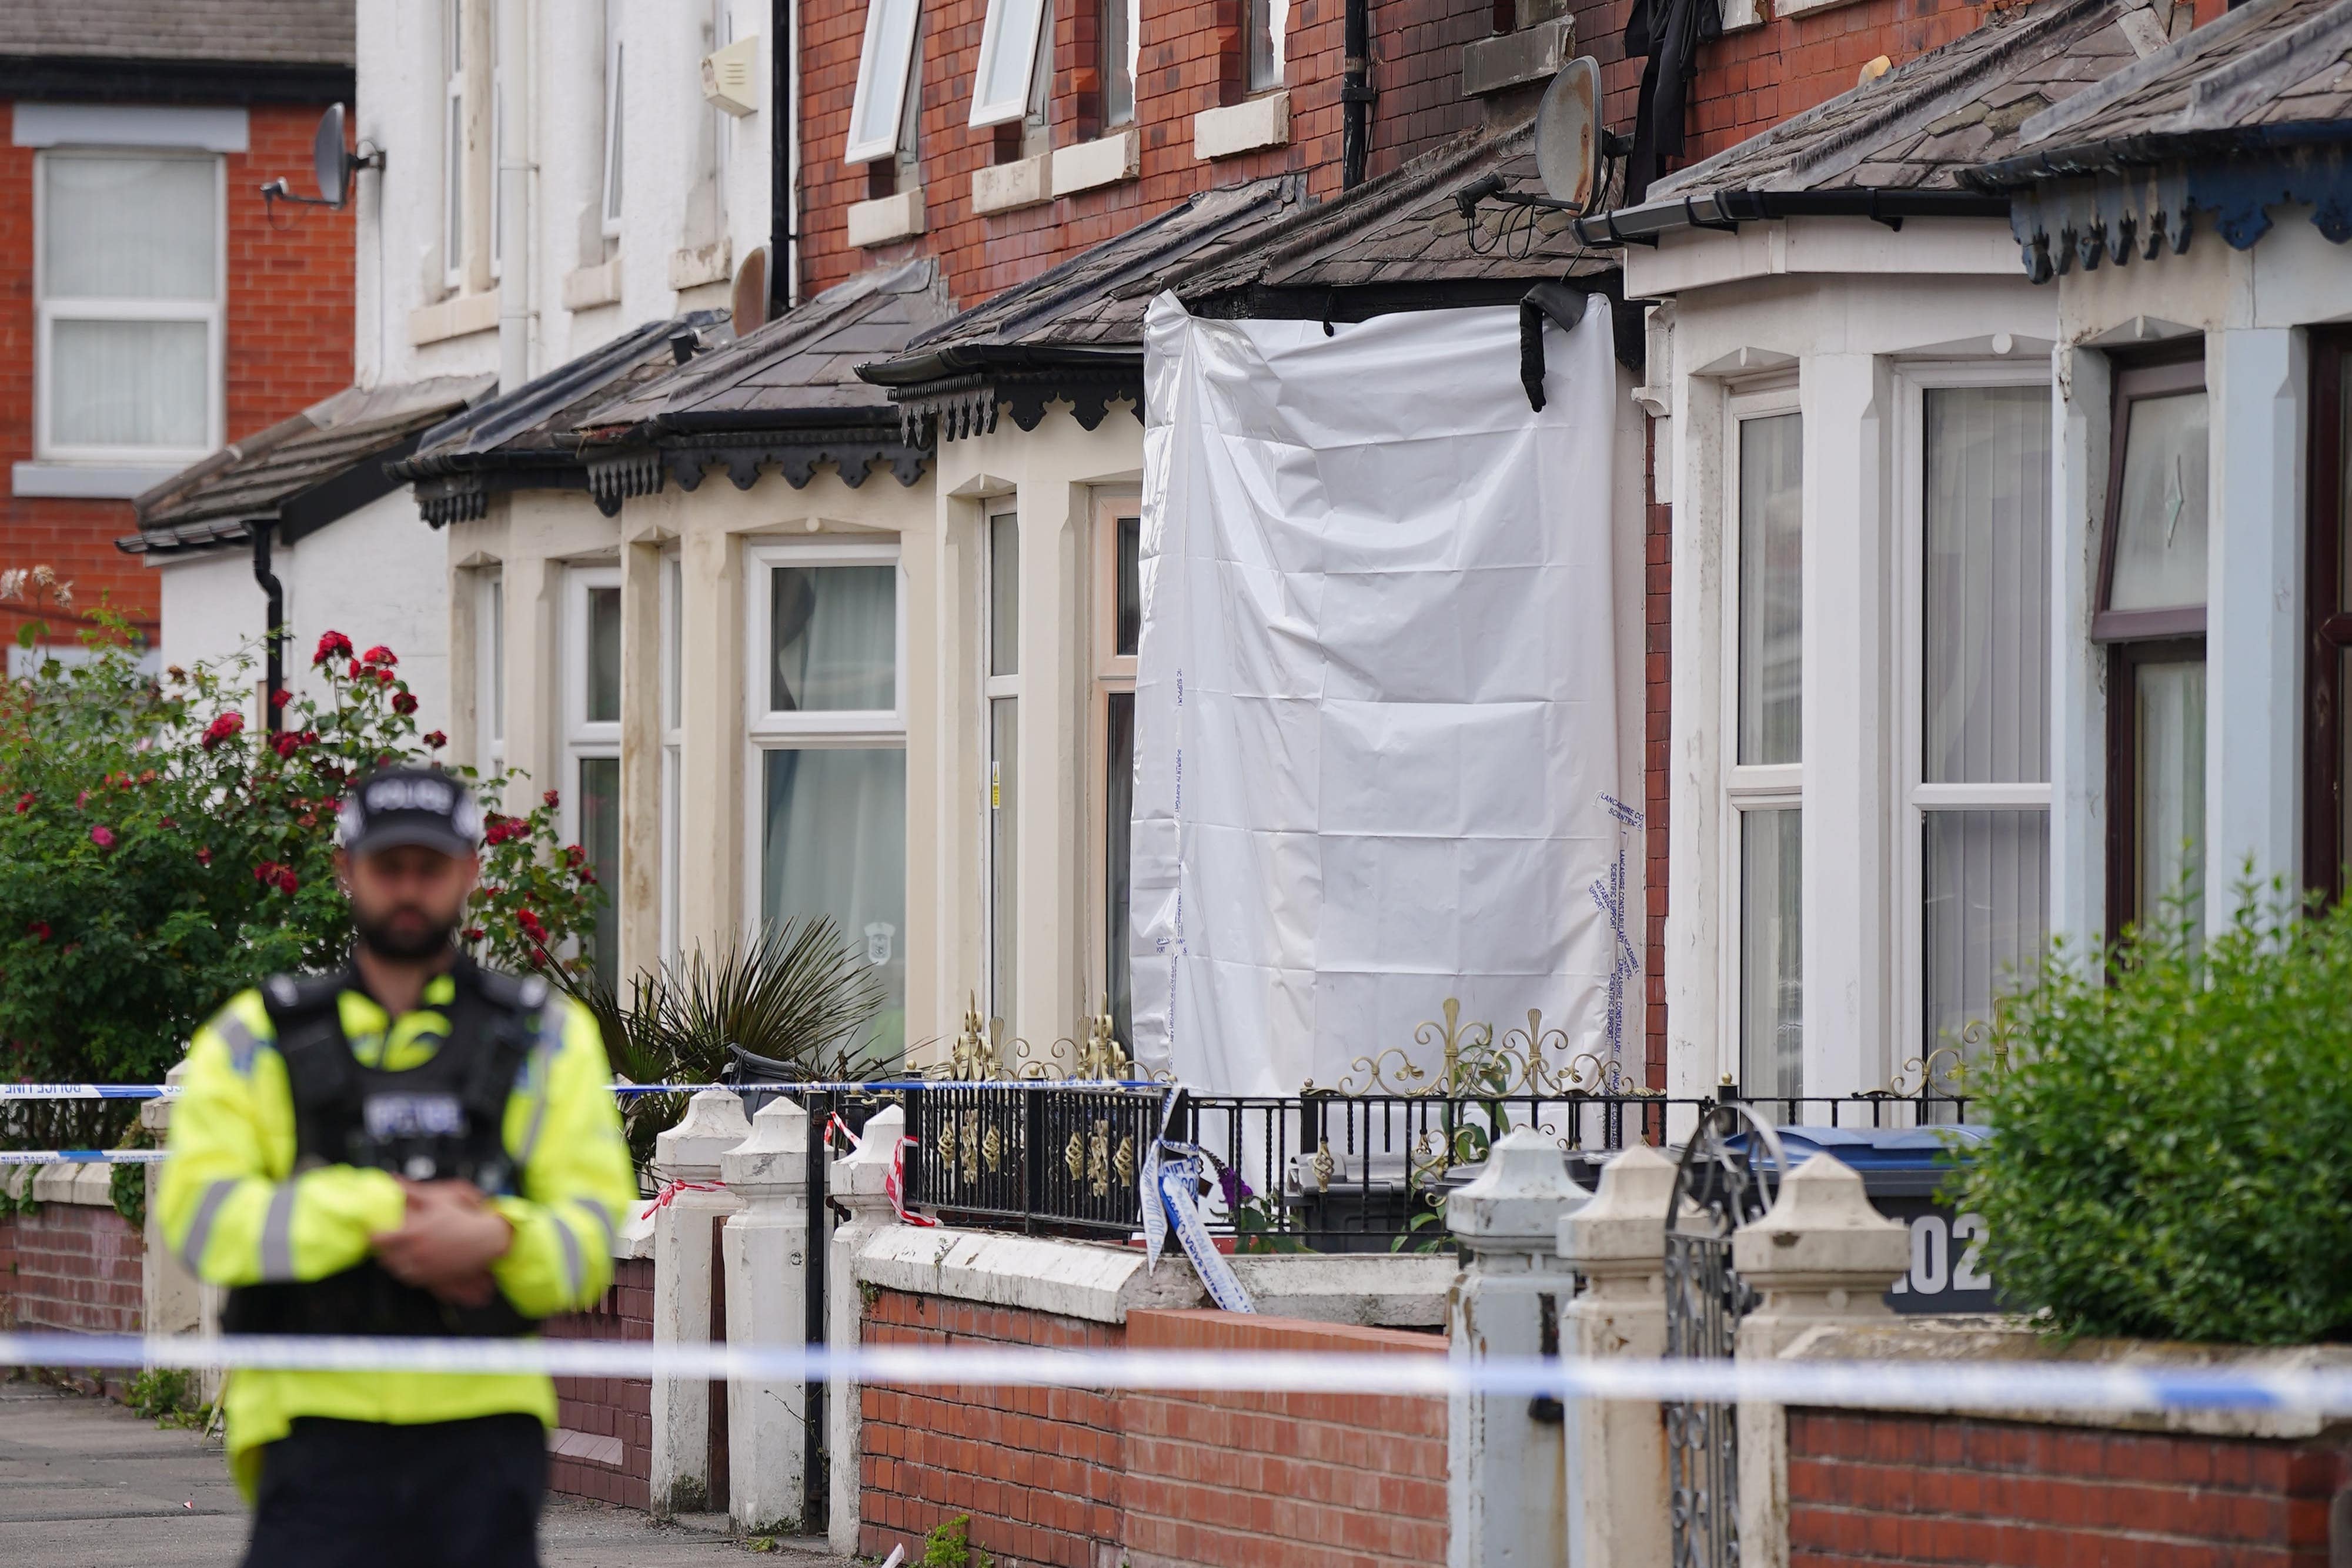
[846,0,923,163]
[444,0,467,288]
[1091,493,1141,1049]
[1898,371,2055,1081]
[1721,389,1803,1102]
[745,541,907,1056]
[34,149,222,464]
[970,0,1050,127]
[601,0,626,237]
[476,571,506,771]
[659,551,683,968]
[1101,0,1137,127]
[566,566,623,982]
[983,512,1021,1032]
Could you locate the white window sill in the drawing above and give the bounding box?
[973,153,1051,216]
[12,461,185,500]
[1051,129,1140,197]
[670,239,733,290]
[409,290,500,347]
[847,188,926,249]
[562,258,622,311]
[1194,92,1289,161]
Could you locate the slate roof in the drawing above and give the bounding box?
[1988,0,2352,165]
[0,0,353,64]
[118,377,489,557]
[1174,119,1616,300]
[580,259,951,434]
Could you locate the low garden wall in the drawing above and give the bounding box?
[850,1227,1455,1568]
[1778,1323,2352,1567]
[544,1254,657,1509]
[0,1164,143,1336]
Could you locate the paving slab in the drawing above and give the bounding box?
[0,1379,854,1567]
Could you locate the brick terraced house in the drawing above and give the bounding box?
[0,1,356,657]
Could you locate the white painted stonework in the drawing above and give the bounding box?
[971,154,1048,215]
[1192,92,1289,160]
[824,1105,903,1554]
[853,1225,1204,1325]
[720,1095,811,1534]
[649,1089,747,1517]
[1050,129,1139,196]
[847,188,926,248]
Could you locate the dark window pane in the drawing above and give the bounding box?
[585,586,622,724]
[579,756,620,984]
[1245,0,1278,90]
[989,514,1019,678]
[2134,656,2206,944]
[1738,413,1802,765]
[1115,515,1141,657]
[1739,807,1802,1103]
[1105,690,1134,1051]
[990,697,1018,1028]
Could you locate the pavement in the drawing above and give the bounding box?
[0,1378,853,1567]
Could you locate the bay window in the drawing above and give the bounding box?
[1094,495,1141,1051]
[566,568,623,982]
[1909,380,2053,1072]
[37,150,222,463]
[985,513,1020,1032]
[2094,356,2209,945]
[748,543,907,1057]
[1726,398,1802,1100]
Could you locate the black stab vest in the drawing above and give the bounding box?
[220,956,547,1339]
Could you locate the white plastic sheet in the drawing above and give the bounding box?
[1130,292,1635,1095]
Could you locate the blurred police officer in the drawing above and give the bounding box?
[159,764,637,1568]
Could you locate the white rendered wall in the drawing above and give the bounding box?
[148,490,454,732]
[353,0,774,391]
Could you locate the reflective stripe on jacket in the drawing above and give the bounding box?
[156,975,639,1497]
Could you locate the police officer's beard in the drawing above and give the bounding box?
[352,903,461,962]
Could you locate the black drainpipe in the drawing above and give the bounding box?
[1342,0,1374,188]
[251,520,284,737]
[770,0,799,314]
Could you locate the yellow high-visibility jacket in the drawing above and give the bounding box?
[157,968,639,1497]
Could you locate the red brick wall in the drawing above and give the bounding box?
[543,1255,656,1510]
[1788,1408,2350,1567]
[797,0,1533,309]
[0,99,355,646]
[0,1194,143,1336]
[1122,1309,1448,1568]
[858,1292,1446,1568]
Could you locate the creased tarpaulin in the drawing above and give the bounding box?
[1131,292,1631,1096]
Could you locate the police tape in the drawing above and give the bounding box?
[1,1079,1162,1101]
[0,1149,167,1165]
[0,1329,2336,1416]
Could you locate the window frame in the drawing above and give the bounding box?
[2095,346,2209,945]
[739,539,909,934]
[1100,0,1138,129]
[846,0,924,165]
[601,0,626,238]
[970,0,1051,128]
[1088,491,1142,1050]
[982,511,1023,1030]
[1892,366,2056,1079]
[1244,0,1284,93]
[1718,383,1804,1093]
[476,570,506,771]
[445,0,467,289]
[564,565,624,980]
[32,147,225,466]
[660,550,683,968]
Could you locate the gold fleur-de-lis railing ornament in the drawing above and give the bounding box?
[948,993,998,1081]
[1075,997,1131,1081]
[1312,1140,1337,1192]
[958,1109,982,1184]
[936,1113,959,1177]
[1064,1131,1086,1181]
[981,1122,1003,1176]
[1087,1120,1113,1196]
[1112,1135,1135,1189]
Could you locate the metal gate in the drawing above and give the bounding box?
[1663,1102,1784,1568]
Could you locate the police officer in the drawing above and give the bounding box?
[158,764,638,1568]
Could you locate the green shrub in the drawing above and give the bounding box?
[1957,884,2352,1344]
[0,596,599,1148]
[126,1366,198,1425]
[919,1514,993,1568]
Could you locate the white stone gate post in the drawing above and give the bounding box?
[721,1094,810,1534]
[650,1088,747,1516]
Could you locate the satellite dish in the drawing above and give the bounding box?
[313,103,353,208]
[1534,58,1605,216]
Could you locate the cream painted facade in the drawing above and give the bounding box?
[437,401,1149,1071]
